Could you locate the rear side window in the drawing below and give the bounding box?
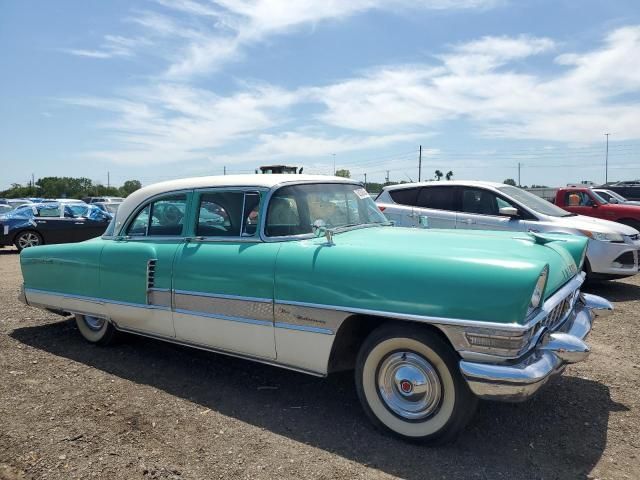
[126,194,187,236]
[196,191,261,237]
[389,188,419,206]
[416,187,456,211]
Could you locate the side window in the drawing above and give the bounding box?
[416,187,455,211]
[389,188,418,206]
[461,188,500,215]
[126,194,187,237]
[565,191,593,207]
[196,191,260,237]
[37,205,62,218]
[149,196,187,235]
[127,205,150,236]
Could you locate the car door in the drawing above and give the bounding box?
[171,189,278,359]
[456,187,527,231]
[31,204,73,244]
[99,193,190,338]
[412,186,458,229]
[377,187,420,227]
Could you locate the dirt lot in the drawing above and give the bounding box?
[1,248,639,480]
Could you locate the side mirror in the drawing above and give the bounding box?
[499,206,519,217]
[609,198,619,204]
[312,219,334,245]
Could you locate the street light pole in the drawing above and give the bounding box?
[332,153,336,175]
[604,133,610,184]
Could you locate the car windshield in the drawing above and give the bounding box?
[603,190,627,202]
[497,185,574,217]
[265,183,388,237]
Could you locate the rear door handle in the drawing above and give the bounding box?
[74,222,84,225]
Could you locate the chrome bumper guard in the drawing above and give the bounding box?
[459,293,612,402]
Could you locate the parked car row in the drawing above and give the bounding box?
[18,174,616,444]
[0,202,112,251]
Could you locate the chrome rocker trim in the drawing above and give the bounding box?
[459,293,613,401]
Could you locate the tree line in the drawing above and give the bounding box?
[0,177,142,199]
[335,168,455,193]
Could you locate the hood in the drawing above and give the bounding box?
[551,214,638,235]
[275,226,587,325]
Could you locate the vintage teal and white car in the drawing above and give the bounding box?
[18,175,613,443]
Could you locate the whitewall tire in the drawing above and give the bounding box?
[355,324,477,444]
[75,314,117,346]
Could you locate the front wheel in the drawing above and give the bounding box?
[75,314,118,345]
[355,324,477,444]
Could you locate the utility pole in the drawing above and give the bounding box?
[385,170,390,184]
[418,145,422,182]
[107,171,110,189]
[518,163,521,187]
[332,153,336,175]
[223,166,226,175]
[605,133,610,184]
[364,173,367,190]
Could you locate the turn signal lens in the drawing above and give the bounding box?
[527,265,548,317]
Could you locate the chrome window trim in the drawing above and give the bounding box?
[193,187,266,242]
[258,180,364,243]
[115,189,192,238]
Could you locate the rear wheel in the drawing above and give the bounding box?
[14,231,43,252]
[355,324,477,444]
[75,314,118,345]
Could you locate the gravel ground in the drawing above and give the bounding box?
[1,247,639,480]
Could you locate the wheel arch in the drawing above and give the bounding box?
[327,314,457,374]
[12,228,45,246]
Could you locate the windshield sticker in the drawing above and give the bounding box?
[354,188,369,199]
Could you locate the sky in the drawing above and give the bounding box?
[1,0,640,190]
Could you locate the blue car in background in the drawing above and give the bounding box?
[0,202,112,251]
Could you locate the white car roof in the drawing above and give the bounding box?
[113,174,359,234]
[382,180,506,191]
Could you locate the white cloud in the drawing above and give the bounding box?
[63,35,150,59]
[312,27,640,141]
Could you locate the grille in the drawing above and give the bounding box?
[147,259,157,289]
[542,290,578,330]
[628,234,639,241]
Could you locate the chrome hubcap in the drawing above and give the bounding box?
[18,233,40,249]
[83,315,105,331]
[377,351,442,420]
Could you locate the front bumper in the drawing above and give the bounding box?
[459,293,612,401]
[587,237,639,277]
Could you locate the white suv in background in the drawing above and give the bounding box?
[376,181,640,280]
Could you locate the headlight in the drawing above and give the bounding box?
[527,265,548,317]
[579,230,624,242]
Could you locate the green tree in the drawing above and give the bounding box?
[445,170,454,180]
[335,169,350,178]
[434,170,443,181]
[36,177,93,198]
[119,179,142,196]
[503,178,517,186]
